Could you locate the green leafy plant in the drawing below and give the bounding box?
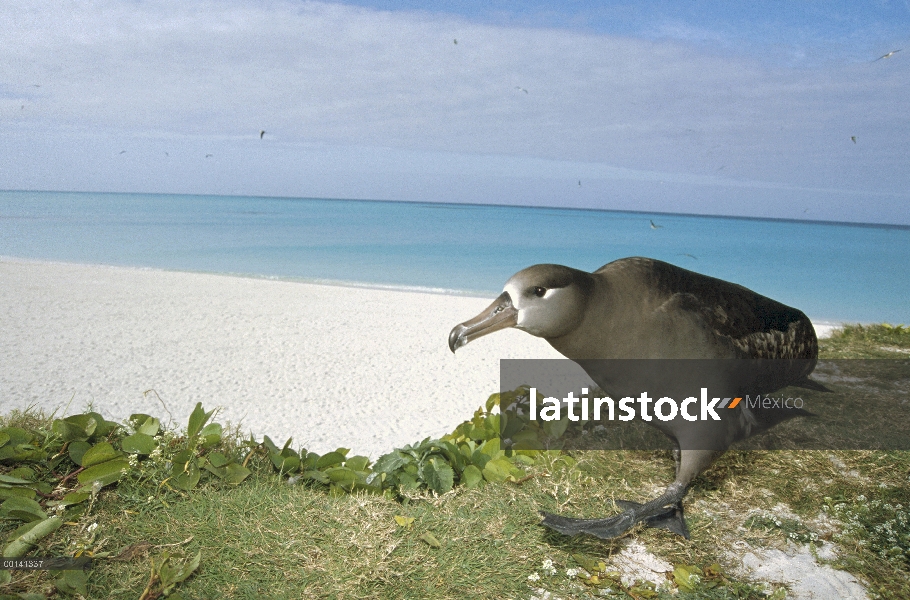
[164,403,251,491]
[255,392,551,497]
[138,549,201,600]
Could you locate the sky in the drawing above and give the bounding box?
[1,0,909,224]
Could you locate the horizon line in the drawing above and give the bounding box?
[3,187,909,231]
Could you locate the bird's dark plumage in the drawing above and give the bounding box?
[449,257,825,540]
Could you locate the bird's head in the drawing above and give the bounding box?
[448,264,593,352]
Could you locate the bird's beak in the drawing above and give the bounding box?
[448,291,518,353]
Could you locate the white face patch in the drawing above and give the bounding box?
[503,281,524,308]
[502,265,587,338]
[504,282,564,331]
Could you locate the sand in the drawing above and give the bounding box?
[1,258,837,458]
[0,258,565,457]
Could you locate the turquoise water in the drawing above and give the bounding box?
[1,190,907,323]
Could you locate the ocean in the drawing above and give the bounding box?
[1,190,907,324]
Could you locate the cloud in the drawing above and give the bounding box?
[1,0,908,222]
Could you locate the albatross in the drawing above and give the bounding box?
[448,257,826,539]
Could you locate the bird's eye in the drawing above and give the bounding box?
[533,286,547,297]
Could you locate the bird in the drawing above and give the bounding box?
[851,136,857,144]
[449,257,826,540]
[676,253,698,260]
[260,130,266,139]
[205,154,213,158]
[578,180,582,186]
[873,49,902,61]
[454,39,457,45]
[119,150,127,155]
[650,219,663,229]
[515,86,529,94]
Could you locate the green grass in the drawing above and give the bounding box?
[2,324,909,599]
[819,323,910,358]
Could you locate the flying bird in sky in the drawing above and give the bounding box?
[260,130,266,139]
[650,220,663,229]
[851,136,857,144]
[515,86,528,94]
[873,49,902,61]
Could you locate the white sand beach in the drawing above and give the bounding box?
[0,258,837,458]
[0,258,566,457]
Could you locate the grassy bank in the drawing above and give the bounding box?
[2,324,909,599]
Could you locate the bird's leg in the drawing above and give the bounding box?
[613,447,687,537]
[539,449,717,540]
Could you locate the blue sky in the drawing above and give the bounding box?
[2,0,908,224]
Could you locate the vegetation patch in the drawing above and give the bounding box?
[819,323,910,358]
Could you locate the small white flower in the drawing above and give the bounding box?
[528,572,540,582]
[87,522,98,533]
[566,568,579,577]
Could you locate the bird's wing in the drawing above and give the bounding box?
[634,258,818,360]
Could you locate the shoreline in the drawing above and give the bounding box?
[1,257,846,457]
[0,255,863,328]
[0,255,497,299]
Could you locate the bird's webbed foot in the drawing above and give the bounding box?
[538,509,636,540]
[615,499,690,538]
[539,499,689,540]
